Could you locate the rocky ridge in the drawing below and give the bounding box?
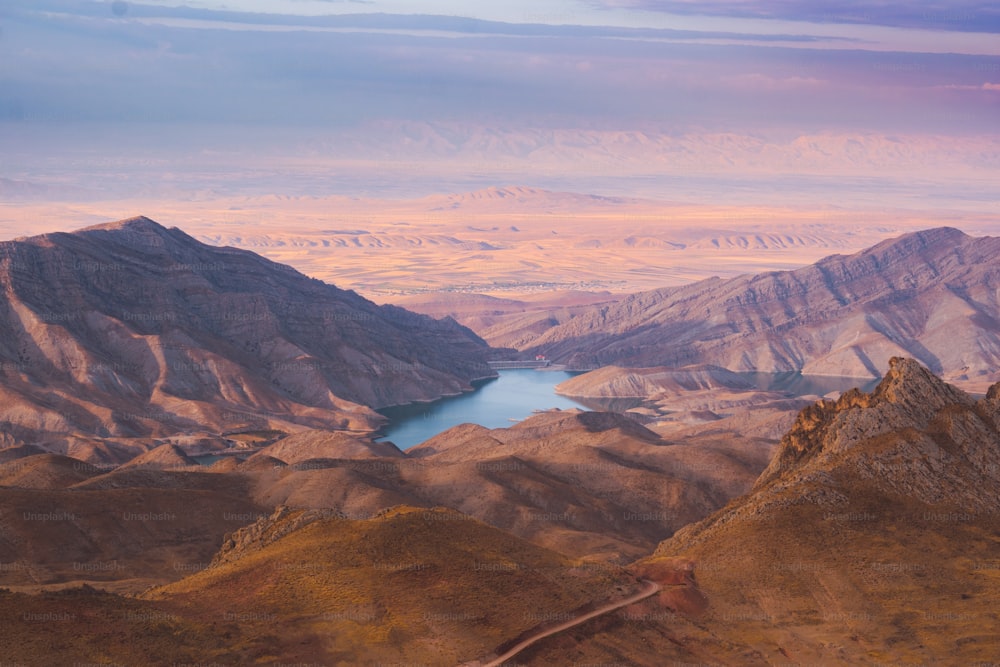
[661,356,1000,551]
[0,216,494,460]
[527,228,1000,384]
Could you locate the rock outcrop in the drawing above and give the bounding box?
[642,357,1000,663]
[211,505,344,567]
[752,356,999,506]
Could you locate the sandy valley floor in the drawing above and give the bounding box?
[3,187,997,302]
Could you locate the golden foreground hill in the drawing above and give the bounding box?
[1,506,640,665]
[515,358,1000,665]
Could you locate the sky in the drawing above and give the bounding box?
[115,0,1000,34]
[0,0,998,202]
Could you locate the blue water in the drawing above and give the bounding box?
[738,372,879,396]
[375,368,882,450]
[375,369,589,449]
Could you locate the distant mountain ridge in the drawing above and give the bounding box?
[528,227,1000,383]
[0,216,494,461]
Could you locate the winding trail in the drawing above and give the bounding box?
[471,579,662,667]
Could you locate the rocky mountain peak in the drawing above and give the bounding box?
[661,356,1000,569]
[755,357,977,489]
[987,382,1000,402]
[870,356,972,407]
[892,225,968,247]
[79,215,164,233]
[71,215,193,252]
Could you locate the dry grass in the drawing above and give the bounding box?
[145,506,638,664]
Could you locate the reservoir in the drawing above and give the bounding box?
[376,369,589,450]
[376,368,882,450]
[738,372,879,396]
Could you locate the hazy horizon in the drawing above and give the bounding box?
[1,0,998,213]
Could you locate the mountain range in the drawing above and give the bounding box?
[527,227,1000,385]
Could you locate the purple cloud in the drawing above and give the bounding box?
[590,1,1000,33]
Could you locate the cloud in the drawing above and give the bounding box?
[938,82,1000,91]
[588,1,1000,33]
[0,0,996,136]
[720,73,826,91]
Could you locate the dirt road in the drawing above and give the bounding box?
[471,578,662,667]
